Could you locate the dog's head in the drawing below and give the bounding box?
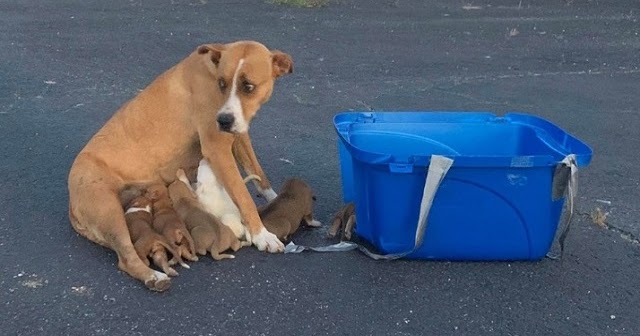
[195,41,293,134]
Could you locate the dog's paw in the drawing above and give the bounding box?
[259,187,278,202]
[144,271,171,292]
[252,227,284,253]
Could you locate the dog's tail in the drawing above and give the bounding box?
[243,174,262,184]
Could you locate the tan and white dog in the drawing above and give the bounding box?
[68,41,293,291]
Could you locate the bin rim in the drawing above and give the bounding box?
[333,111,593,168]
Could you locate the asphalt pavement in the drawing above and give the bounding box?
[1,0,639,335]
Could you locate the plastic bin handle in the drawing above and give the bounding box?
[547,154,578,259]
[284,155,455,259]
[384,155,455,257]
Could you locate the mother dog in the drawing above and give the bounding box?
[68,41,292,291]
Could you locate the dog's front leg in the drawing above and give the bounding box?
[233,132,277,201]
[201,133,284,253]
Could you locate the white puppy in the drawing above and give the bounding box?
[186,159,258,244]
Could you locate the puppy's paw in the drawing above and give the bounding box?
[144,271,171,292]
[252,227,284,253]
[164,266,179,277]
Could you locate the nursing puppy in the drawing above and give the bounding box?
[195,158,259,243]
[146,184,198,266]
[168,171,243,260]
[123,196,179,277]
[258,178,321,242]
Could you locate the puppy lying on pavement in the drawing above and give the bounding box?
[123,195,180,277]
[258,178,321,242]
[327,203,356,240]
[146,183,198,267]
[194,158,260,244]
[168,170,244,260]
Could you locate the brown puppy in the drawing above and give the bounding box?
[168,172,243,260]
[146,184,198,266]
[67,41,293,290]
[258,178,321,242]
[327,203,356,240]
[124,196,179,278]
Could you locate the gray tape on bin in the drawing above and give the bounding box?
[547,154,578,260]
[285,155,454,260]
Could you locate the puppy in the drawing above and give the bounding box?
[327,203,356,240]
[258,178,321,242]
[146,183,198,266]
[194,158,260,244]
[123,196,179,277]
[168,171,243,260]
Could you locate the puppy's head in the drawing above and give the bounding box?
[145,183,169,202]
[281,178,315,205]
[195,41,293,134]
[167,180,195,203]
[119,184,143,208]
[125,196,152,213]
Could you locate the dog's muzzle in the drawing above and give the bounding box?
[217,113,235,133]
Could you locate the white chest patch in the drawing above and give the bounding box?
[195,159,248,240]
[125,205,151,215]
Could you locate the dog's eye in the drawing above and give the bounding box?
[218,78,227,92]
[242,81,255,94]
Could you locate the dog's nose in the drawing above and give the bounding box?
[217,113,235,131]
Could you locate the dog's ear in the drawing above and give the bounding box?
[271,50,293,78]
[197,44,225,66]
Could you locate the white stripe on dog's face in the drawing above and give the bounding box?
[125,205,151,215]
[217,58,248,134]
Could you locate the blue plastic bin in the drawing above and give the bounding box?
[335,112,592,261]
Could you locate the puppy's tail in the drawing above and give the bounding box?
[165,239,191,269]
[243,174,262,184]
[151,244,179,277]
[175,229,198,263]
